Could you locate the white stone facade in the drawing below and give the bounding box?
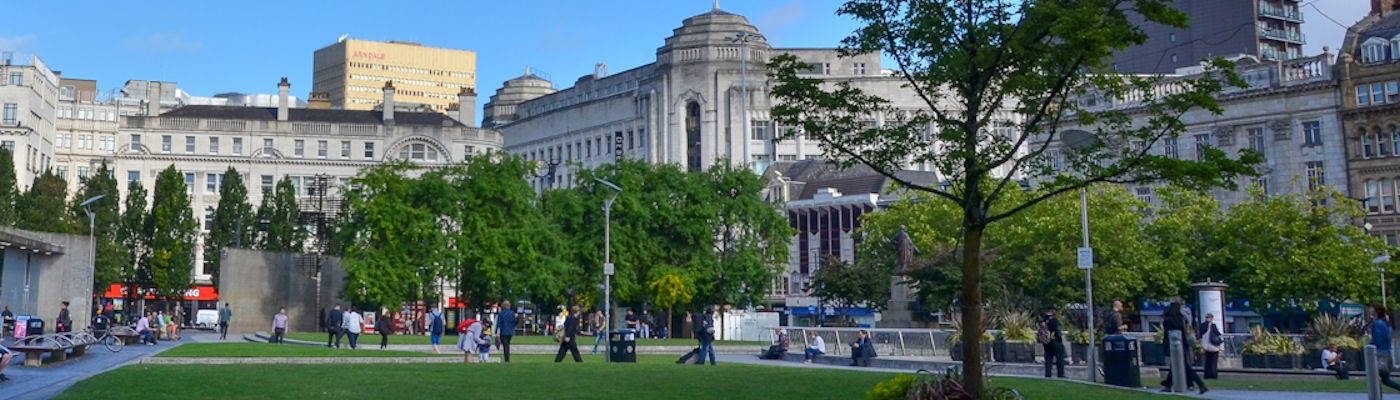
[0,55,59,190]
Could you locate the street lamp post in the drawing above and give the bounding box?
[81,195,106,316]
[1366,222,1389,308]
[730,31,763,172]
[1062,131,1099,383]
[596,178,622,363]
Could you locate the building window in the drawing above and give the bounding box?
[162,135,172,153]
[78,135,92,150]
[185,136,195,153]
[1385,128,1394,157]
[1389,81,1400,103]
[1360,85,1373,106]
[317,140,328,158]
[1171,54,1178,63]
[1193,134,1209,162]
[1135,187,1153,204]
[1169,33,1177,42]
[232,138,242,155]
[1164,137,1179,159]
[76,166,89,183]
[184,173,195,195]
[2,103,16,125]
[853,63,866,75]
[1253,177,1268,195]
[207,174,219,193]
[1366,134,1376,158]
[1306,161,1325,191]
[1247,127,1265,159]
[54,166,69,181]
[398,143,437,161]
[204,209,214,231]
[261,175,274,193]
[340,141,350,158]
[823,63,831,74]
[1385,178,1396,213]
[263,138,274,156]
[752,121,769,140]
[464,145,475,160]
[1303,121,1322,145]
[1375,83,1387,105]
[364,142,375,159]
[294,140,305,157]
[209,137,220,154]
[1368,179,1380,213]
[131,134,142,151]
[127,171,140,183]
[7,72,21,85]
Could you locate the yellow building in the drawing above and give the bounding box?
[312,39,476,113]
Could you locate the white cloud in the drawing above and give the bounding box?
[0,34,38,53]
[120,32,204,53]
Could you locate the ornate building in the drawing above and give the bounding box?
[1342,3,1400,244]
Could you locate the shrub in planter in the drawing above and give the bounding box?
[993,311,1037,363]
[1140,324,1167,366]
[1305,314,1366,371]
[1243,325,1304,370]
[948,313,995,362]
[865,368,1025,400]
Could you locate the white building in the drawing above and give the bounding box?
[0,53,59,190]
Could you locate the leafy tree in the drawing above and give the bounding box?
[148,165,197,308]
[768,0,1259,391]
[0,147,16,226]
[255,177,305,252]
[206,166,253,283]
[812,255,892,326]
[648,267,695,331]
[339,163,444,308]
[118,179,152,306]
[70,161,122,294]
[17,170,72,233]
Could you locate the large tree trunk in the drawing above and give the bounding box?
[960,222,985,396]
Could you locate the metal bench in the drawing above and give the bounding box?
[106,326,142,345]
[9,332,99,366]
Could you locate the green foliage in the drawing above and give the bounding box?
[118,180,152,293]
[949,313,994,346]
[1307,314,1363,350]
[1243,325,1304,355]
[997,311,1036,342]
[148,165,197,304]
[255,177,305,252]
[70,161,123,294]
[340,162,443,309]
[1065,328,1092,345]
[0,147,16,226]
[206,166,254,283]
[866,373,917,400]
[812,255,892,325]
[17,169,73,233]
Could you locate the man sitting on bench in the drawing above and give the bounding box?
[1322,345,1348,380]
[0,345,13,382]
[136,312,155,345]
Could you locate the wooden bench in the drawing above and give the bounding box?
[105,326,142,345]
[10,332,99,366]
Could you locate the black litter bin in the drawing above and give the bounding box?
[609,329,636,363]
[27,318,45,335]
[1102,334,1141,388]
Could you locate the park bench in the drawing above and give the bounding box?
[9,332,99,366]
[105,326,142,345]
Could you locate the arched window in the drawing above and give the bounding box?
[1384,178,1395,213]
[1382,127,1392,157]
[397,142,439,162]
[1365,132,1375,158]
[686,101,702,171]
[1368,179,1380,213]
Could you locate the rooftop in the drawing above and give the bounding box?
[155,105,465,126]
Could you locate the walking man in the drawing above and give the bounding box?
[1041,307,1065,378]
[1105,300,1126,334]
[56,301,72,333]
[695,306,717,365]
[427,305,445,354]
[640,310,652,339]
[376,310,393,350]
[554,306,582,363]
[343,307,364,349]
[326,304,344,348]
[219,303,232,340]
[271,308,288,344]
[497,300,517,362]
[591,310,608,354]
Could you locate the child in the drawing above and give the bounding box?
[478,321,493,363]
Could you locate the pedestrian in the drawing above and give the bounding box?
[326,304,344,348]
[1371,303,1400,391]
[0,344,13,382]
[2,306,13,337]
[850,329,875,367]
[1042,307,1065,378]
[804,331,826,363]
[342,307,364,349]
[591,310,608,354]
[1160,302,1207,394]
[457,316,483,363]
[554,305,582,363]
[1198,313,1223,379]
[640,310,652,339]
[427,305,446,354]
[375,309,393,350]
[625,309,638,332]
[136,311,154,345]
[1105,300,1126,334]
[694,306,717,366]
[271,308,288,344]
[478,321,494,363]
[219,303,232,340]
[56,301,72,333]
[497,301,517,362]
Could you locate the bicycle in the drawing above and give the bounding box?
[89,326,125,353]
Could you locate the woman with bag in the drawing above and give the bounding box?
[1198,313,1223,379]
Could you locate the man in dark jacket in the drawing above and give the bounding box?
[696,306,717,365]
[1105,300,1126,335]
[1043,307,1065,378]
[555,305,582,363]
[57,301,72,333]
[498,301,517,362]
[326,304,344,348]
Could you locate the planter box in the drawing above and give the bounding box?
[1346,348,1366,371]
[951,342,993,362]
[1266,354,1297,370]
[1140,341,1166,366]
[1303,349,1322,369]
[1242,354,1266,369]
[1071,343,1104,365]
[992,340,1036,363]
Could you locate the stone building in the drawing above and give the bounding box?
[1112,0,1308,74]
[312,39,477,113]
[1342,3,1400,244]
[0,54,58,190]
[1045,53,1344,209]
[111,79,503,283]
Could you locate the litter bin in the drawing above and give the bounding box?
[1102,334,1141,388]
[609,329,636,363]
[26,318,45,336]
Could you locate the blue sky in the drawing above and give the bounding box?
[0,0,1369,111]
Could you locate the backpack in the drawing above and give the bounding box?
[430,311,445,335]
[1035,323,1054,344]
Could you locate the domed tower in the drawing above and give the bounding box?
[482,67,556,127]
[655,3,772,172]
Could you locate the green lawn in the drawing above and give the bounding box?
[59,353,1171,400]
[282,332,763,347]
[1206,377,1368,393]
[156,343,451,358]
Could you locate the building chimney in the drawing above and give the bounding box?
[1376,0,1399,16]
[456,87,477,127]
[277,77,291,121]
[307,92,331,110]
[382,81,395,123]
[146,81,161,117]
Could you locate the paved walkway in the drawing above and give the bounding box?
[0,331,208,400]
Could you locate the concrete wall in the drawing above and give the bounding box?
[0,228,93,334]
[217,248,346,334]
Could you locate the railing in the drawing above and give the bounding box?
[1258,4,1303,22]
[1259,28,1305,44]
[765,327,949,357]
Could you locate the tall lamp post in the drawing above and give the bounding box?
[82,194,106,318]
[729,31,763,173]
[1366,222,1389,307]
[596,177,622,362]
[1061,130,1099,383]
